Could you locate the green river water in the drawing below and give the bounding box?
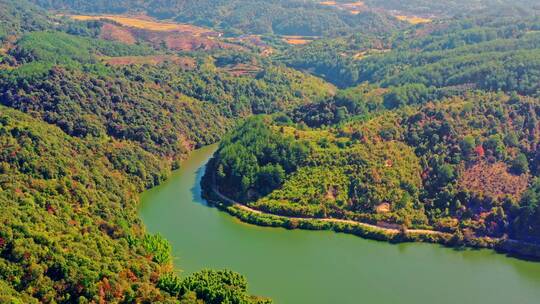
[139,145,540,304]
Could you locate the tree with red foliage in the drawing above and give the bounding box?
[475,145,485,158]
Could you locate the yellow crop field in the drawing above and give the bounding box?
[342,1,366,9]
[284,38,311,45]
[320,1,366,14]
[353,49,390,60]
[69,15,215,35]
[395,15,432,24]
[282,35,317,45]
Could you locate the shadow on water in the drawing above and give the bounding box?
[502,251,540,263]
[451,245,478,252]
[190,161,210,207]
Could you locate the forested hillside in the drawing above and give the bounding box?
[364,0,539,17]
[0,103,272,303]
[280,14,540,90]
[3,0,540,302]
[0,0,337,302]
[206,3,540,252]
[1,28,333,157]
[209,91,540,244]
[0,0,49,40]
[29,0,408,36]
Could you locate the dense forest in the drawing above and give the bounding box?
[2,0,540,302]
[0,0,335,302]
[364,0,540,16]
[201,1,540,254]
[280,13,540,90]
[1,28,333,157]
[209,91,540,243]
[0,105,269,303]
[24,0,540,38]
[28,0,410,36]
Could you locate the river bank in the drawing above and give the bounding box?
[200,159,540,261]
[140,145,540,304]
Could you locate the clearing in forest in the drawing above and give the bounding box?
[281,35,317,45]
[69,14,217,36]
[459,161,529,201]
[67,14,239,52]
[353,49,390,60]
[320,1,367,14]
[395,15,432,24]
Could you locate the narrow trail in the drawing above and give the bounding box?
[211,179,446,237]
[208,173,540,259]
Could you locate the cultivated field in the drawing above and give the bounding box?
[318,1,431,23]
[69,14,217,36]
[281,35,318,45]
[320,1,366,14]
[353,49,390,60]
[99,23,137,44]
[395,15,432,24]
[66,14,244,52]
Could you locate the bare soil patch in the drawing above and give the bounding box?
[70,14,244,52]
[99,23,137,45]
[459,161,529,201]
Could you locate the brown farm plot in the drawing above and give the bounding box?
[67,14,245,52]
[99,23,137,44]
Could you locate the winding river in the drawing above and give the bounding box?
[139,145,540,304]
